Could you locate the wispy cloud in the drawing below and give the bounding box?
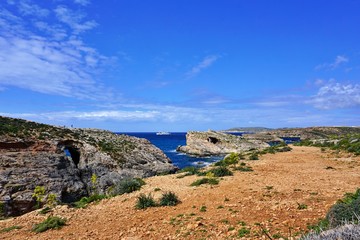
[18,0,49,17]
[54,5,97,34]
[186,55,219,78]
[315,55,349,70]
[310,80,360,109]
[0,0,111,100]
[74,0,90,6]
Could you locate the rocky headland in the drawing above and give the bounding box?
[177,127,360,157]
[0,116,177,217]
[176,130,271,156]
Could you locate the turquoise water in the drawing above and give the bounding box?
[119,132,223,169]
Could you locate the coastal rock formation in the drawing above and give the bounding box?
[177,130,270,156]
[0,116,177,217]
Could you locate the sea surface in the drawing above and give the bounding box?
[119,132,223,169]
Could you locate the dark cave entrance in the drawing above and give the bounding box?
[64,147,80,167]
[208,137,219,144]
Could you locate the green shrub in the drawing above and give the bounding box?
[190,178,219,186]
[249,153,259,160]
[135,194,157,209]
[0,225,22,233]
[73,194,107,208]
[178,166,200,175]
[326,198,360,228]
[238,227,250,237]
[200,205,207,212]
[39,206,52,215]
[110,178,145,196]
[278,146,292,152]
[305,188,360,235]
[32,216,66,233]
[215,153,240,166]
[32,186,46,209]
[209,167,233,177]
[297,203,308,210]
[234,166,253,172]
[306,218,329,234]
[159,192,180,206]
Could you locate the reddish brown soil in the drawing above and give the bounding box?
[1,146,360,239]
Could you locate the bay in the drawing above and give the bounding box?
[119,132,223,169]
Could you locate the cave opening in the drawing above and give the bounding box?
[208,137,219,144]
[64,147,80,167]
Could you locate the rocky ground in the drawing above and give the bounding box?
[1,146,360,239]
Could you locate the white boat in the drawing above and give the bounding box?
[156,131,171,135]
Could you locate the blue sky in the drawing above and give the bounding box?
[0,0,359,131]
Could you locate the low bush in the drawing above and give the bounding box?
[234,166,253,172]
[135,194,157,209]
[159,192,180,206]
[238,227,250,237]
[215,152,241,166]
[0,225,22,233]
[208,167,233,177]
[110,178,146,196]
[249,153,259,160]
[178,166,200,175]
[190,178,219,186]
[303,188,360,238]
[32,216,66,233]
[73,194,107,208]
[39,206,52,215]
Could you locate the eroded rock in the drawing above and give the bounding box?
[0,116,177,217]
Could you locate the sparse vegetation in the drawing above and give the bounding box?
[294,134,360,155]
[238,227,250,237]
[109,178,146,196]
[39,206,52,215]
[32,216,66,233]
[200,205,207,212]
[159,192,180,206]
[135,194,157,209]
[0,225,22,233]
[303,189,360,237]
[249,153,259,160]
[214,152,241,166]
[297,203,308,210]
[234,165,253,172]
[190,177,219,186]
[32,186,46,209]
[73,194,107,208]
[178,166,200,175]
[208,166,233,177]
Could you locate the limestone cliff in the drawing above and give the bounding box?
[0,116,177,217]
[176,130,270,156]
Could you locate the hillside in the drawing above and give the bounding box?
[1,146,360,239]
[224,127,272,133]
[0,116,177,217]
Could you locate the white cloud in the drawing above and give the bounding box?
[74,0,90,6]
[18,0,50,17]
[311,81,360,109]
[315,55,349,70]
[186,55,219,78]
[54,5,97,34]
[0,1,110,100]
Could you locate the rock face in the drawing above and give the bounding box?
[177,130,270,156]
[0,117,177,217]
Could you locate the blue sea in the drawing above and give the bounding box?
[120,132,223,169]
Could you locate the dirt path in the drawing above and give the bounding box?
[1,146,360,239]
